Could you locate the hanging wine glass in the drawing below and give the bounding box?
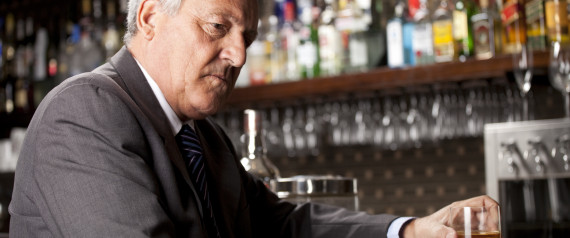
[549,41,570,117]
[512,43,533,121]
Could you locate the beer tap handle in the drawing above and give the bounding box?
[555,135,570,171]
[528,138,546,174]
[500,141,520,175]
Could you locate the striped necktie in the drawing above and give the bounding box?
[175,124,220,238]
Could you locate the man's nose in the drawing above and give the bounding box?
[221,33,247,68]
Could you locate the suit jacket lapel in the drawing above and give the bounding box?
[106,47,204,215]
[196,118,241,237]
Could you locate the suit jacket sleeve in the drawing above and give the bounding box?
[212,122,399,238]
[9,73,175,237]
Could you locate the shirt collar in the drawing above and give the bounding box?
[134,59,194,135]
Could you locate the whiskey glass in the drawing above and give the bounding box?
[449,206,501,238]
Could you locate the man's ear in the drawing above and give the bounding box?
[137,0,160,40]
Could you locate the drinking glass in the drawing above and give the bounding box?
[449,206,501,238]
[549,41,570,117]
[512,44,533,120]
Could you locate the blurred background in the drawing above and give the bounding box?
[1,0,569,237]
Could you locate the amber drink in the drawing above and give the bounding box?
[450,206,501,238]
[456,230,501,238]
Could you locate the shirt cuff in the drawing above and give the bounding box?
[387,217,415,238]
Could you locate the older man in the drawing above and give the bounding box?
[9,0,497,237]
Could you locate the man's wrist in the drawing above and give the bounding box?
[400,218,416,238]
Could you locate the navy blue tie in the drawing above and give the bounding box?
[176,124,220,238]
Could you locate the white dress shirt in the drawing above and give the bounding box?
[135,60,192,134]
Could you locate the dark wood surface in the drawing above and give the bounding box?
[226,51,551,108]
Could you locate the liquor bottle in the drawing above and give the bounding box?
[14,16,33,114]
[453,0,475,61]
[432,0,455,62]
[472,0,496,59]
[3,14,16,114]
[525,0,548,50]
[544,0,569,43]
[70,0,105,76]
[297,6,321,79]
[266,14,284,83]
[319,0,342,76]
[403,5,416,66]
[103,0,121,59]
[336,0,370,73]
[387,0,412,67]
[501,0,527,53]
[0,18,4,114]
[240,109,281,188]
[248,35,268,85]
[280,0,300,81]
[413,0,435,65]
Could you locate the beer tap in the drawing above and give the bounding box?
[500,140,529,176]
[500,142,518,175]
[527,138,548,174]
[552,134,570,172]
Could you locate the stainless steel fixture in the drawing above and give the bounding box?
[485,118,570,238]
[272,175,359,211]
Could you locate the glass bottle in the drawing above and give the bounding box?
[248,36,267,85]
[453,0,475,61]
[280,0,300,81]
[240,109,281,189]
[387,0,409,67]
[525,0,548,50]
[413,0,435,65]
[318,0,342,76]
[544,0,569,43]
[14,16,34,114]
[336,0,369,73]
[297,6,321,79]
[4,14,17,114]
[501,0,527,53]
[472,0,496,59]
[432,0,455,62]
[103,0,121,59]
[266,14,283,84]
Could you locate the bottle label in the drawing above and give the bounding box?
[413,23,434,64]
[298,42,317,67]
[349,34,368,67]
[502,1,522,25]
[526,0,548,49]
[433,19,454,61]
[473,13,492,57]
[387,19,405,67]
[319,25,341,75]
[453,10,469,40]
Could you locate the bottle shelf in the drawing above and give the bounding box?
[226,51,551,108]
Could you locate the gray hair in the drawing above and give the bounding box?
[123,0,182,45]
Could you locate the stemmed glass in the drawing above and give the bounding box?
[549,41,570,117]
[512,43,533,121]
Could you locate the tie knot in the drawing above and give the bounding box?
[176,124,202,154]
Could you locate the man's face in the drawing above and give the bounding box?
[149,0,258,120]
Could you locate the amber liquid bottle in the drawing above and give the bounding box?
[501,0,527,53]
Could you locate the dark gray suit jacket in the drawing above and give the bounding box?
[9,47,399,237]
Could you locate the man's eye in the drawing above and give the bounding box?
[212,23,225,30]
[204,23,227,37]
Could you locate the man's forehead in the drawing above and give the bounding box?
[191,0,258,25]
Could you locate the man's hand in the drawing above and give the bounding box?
[401,195,499,238]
